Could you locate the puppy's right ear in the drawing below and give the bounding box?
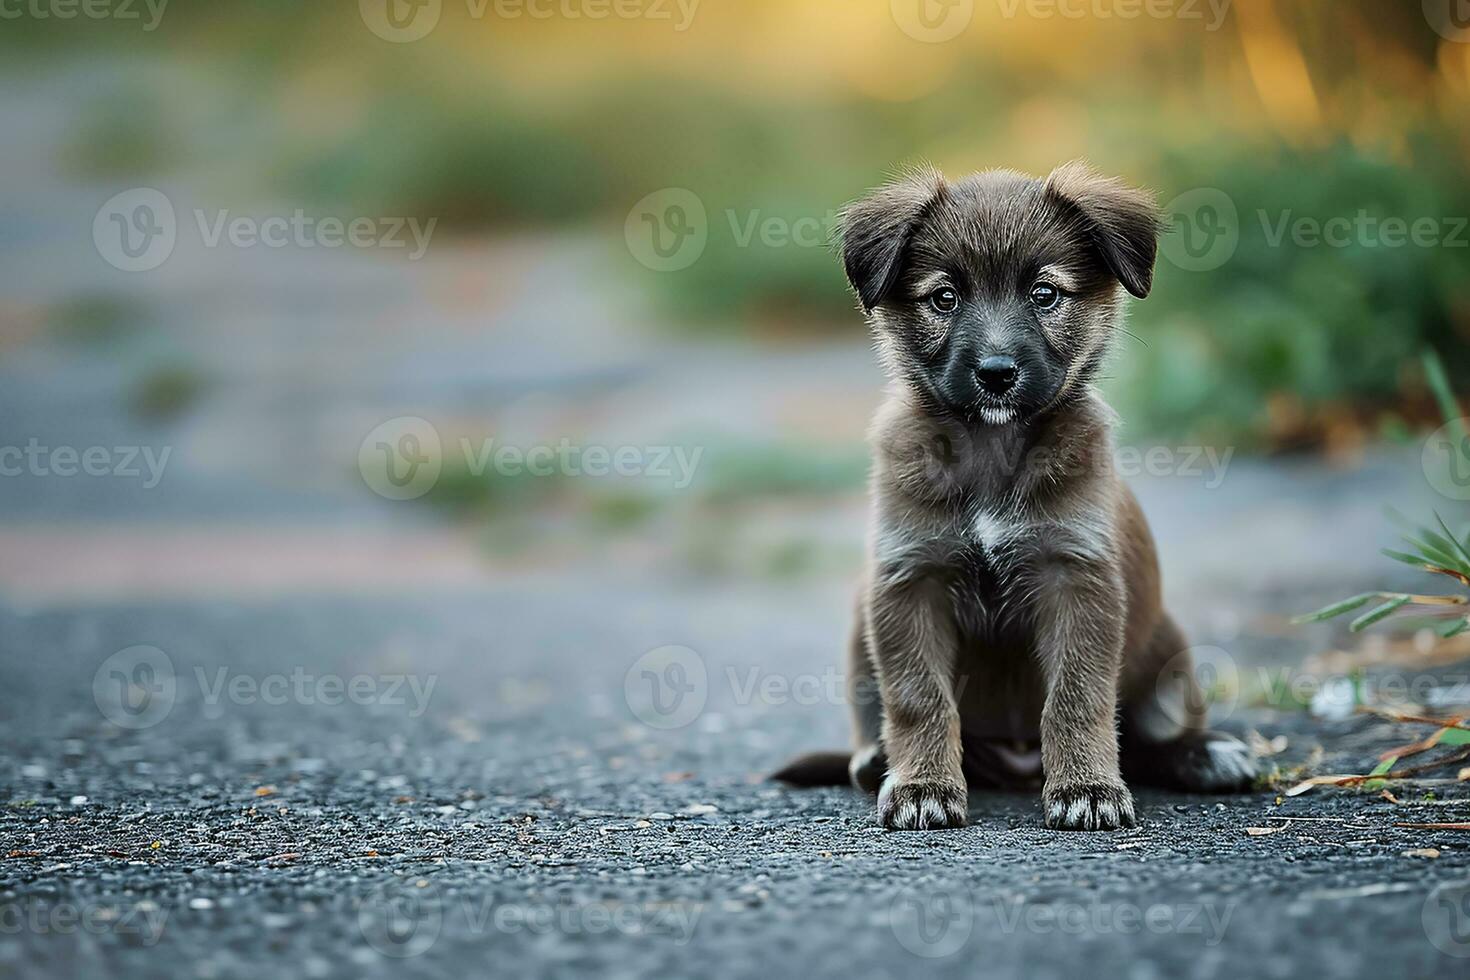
[838,168,944,312]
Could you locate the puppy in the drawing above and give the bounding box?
[775,163,1255,830]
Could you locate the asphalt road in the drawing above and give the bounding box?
[5,585,1470,980]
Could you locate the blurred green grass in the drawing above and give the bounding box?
[13,0,1469,446]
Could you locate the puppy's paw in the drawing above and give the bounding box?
[849,744,887,795]
[1043,782,1136,831]
[877,777,968,830]
[1125,730,1258,793]
[1190,732,1257,792]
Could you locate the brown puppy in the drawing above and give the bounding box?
[775,163,1255,830]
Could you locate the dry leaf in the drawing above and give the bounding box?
[1403,848,1441,858]
[1285,775,1366,796]
[1380,717,1470,762]
[1380,790,1401,804]
[254,786,276,797]
[1246,825,1288,836]
[1248,730,1289,758]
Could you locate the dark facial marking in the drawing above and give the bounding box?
[839,163,1161,425]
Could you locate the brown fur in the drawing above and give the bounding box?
[772,163,1255,830]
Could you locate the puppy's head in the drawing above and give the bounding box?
[839,162,1161,425]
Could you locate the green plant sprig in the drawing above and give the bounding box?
[1292,350,1469,639]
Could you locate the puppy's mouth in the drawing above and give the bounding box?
[968,383,1026,426]
[915,367,1048,427]
[933,386,1025,426]
[966,374,1068,427]
[977,403,1017,426]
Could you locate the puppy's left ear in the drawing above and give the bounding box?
[838,166,945,312]
[1045,161,1164,299]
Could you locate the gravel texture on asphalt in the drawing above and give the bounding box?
[4,586,1470,980]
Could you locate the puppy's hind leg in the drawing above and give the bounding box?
[1120,614,1256,793]
[846,601,887,793]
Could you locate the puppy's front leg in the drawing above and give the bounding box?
[868,576,968,830]
[1034,547,1137,831]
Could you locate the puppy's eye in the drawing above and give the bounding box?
[1029,282,1061,311]
[928,287,959,315]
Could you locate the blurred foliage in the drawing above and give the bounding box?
[46,294,149,345]
[6,0,1469,443]
[129,364,208,422]
[693,440,869,502]
[420,454,567,517]
[64,81,182,178]
[1295,351,1470,638]
[1114,143,1470,446]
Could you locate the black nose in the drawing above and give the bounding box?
[975,355,1018,395]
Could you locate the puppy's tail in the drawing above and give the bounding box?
[770,750,851,787]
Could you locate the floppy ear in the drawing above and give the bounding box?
[1044,161,1163,299]
[838,167,945,312]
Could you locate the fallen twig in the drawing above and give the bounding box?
[1395,822,1470,831]
[1285,746,1470,796]
[1379,718,1469,761]
[1359,707,1470,731]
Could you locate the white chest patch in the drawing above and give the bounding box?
[971,509,1023,556]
